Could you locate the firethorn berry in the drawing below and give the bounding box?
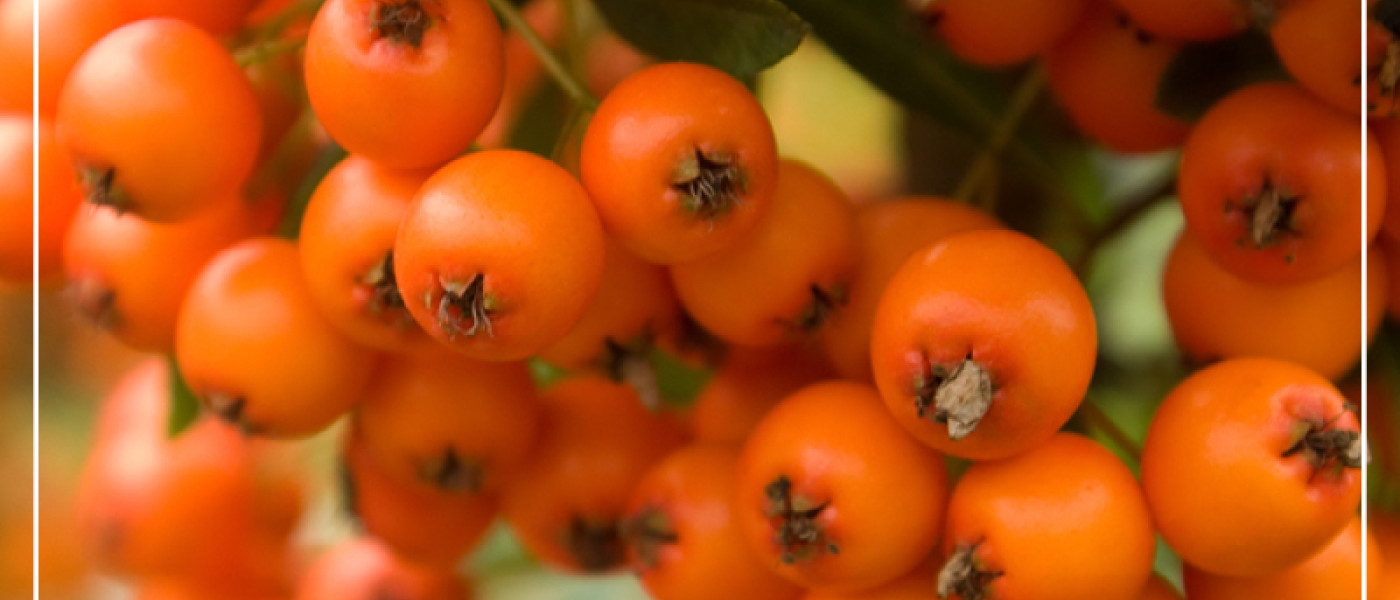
[341,432,498,568]
[0,0,32,113]
[32,0,135,116]
[354,352,542,496]
[1140,358,1362,577]
[672,160,858,347]
[820,197,1000,382]
[800,560,941,600]
[305,0,505,170]
[620,445,803,600]
[1045,5,1190,154]
[86,359,168,446]
[938,433,1155,600]
[1162,231,1384,381]
[584,31,652,97]
[1100,0,1245,41]
[124,0,261,35]
[580,62,779,265]
[1177,82,1383,285]
[4,117,85,286]
[1373,511,1400,595]
[1371,526,1388,599]
[394,150,606,361]
[0,116,33,285]
[299,155,438,355]
[1182,516,1365,599]
[175,237,377,438]
[35,121,85,285]
[63,197,273,353]
[501,377,687,574]
[293,538,471,600]
[1373,118,1400,240]
[56,18,263,222]
[538,238,683,391]
[76,361,302,588]
[870,229,1096,461]
[911,0,1087,67]
[689,347,833,445]
[1269,0,1363,116]
[734,381,949,592]
[134,582,287,600]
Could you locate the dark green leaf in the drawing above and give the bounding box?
[1155,31,1289,122]
[506,80,571,159]
[777,0,1076,207]
[1373,0,1400,33]
[166,356,200,438]
[275,142,347,240]
[648,346,710,408]
[528,357,572,387]
[776,0,1008,139]
[591,0,808,79]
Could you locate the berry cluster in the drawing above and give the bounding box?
[0,0,1388,597]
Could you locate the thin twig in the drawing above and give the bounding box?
[953,65,1047,206]
[483,0,599,109]
[1079,400,1142,462]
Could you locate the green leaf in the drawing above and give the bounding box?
[648,346,710,407]
[775,0,1076,206]
[1155,30,1289,122]
[527,357,572,387]
[275,142,347,240]
[591,0,809,79]
[166,356,200,438]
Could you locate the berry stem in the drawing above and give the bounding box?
[483,0,599,109]
[764,476,838,564]
[620,508,678,570]
[915,357,994,441]
[953,65,1046,207]
[1077,400,1141,462]
[937,543,1001,600]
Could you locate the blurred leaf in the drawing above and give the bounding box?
[1154,537,1185,592]
[1371,326,1400,511]
[1084,202,1182,369]
[166,356,200,438]
[776,0,1006,139]
[468,521,538,576]
[1374,0,1400,32]
[1043,139,1109,224]
[507,81,572,158]
[476,568,649,600]
[648,347,710,407]
[591,0,808,80]
[276,142,347,239]
[1155,31,1289,122]
[777,0,1079,211]
[528,358,572,387]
